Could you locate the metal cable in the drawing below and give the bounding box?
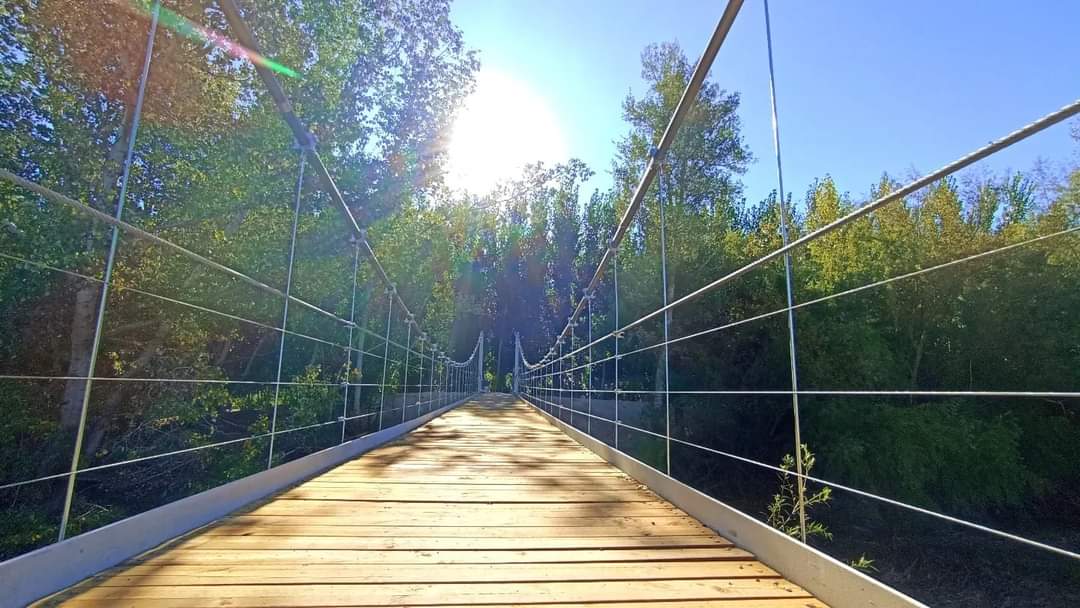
[0,412,382,492]
[604,98,1080,348]
[0,374,383,388]
[518,390,1080,561]
[58,3,162,540]
[533,224,1080,371]
[531,387,1080,399]
[762,0,807,543]
[265,150,306,468]
[216,0,476,365]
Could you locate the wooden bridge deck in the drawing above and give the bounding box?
[48,394,826,607]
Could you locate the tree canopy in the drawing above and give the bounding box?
[0,7,1077,606]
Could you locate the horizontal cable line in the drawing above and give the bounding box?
[527,385,1079,399]
[0,171,473,368]
[0,249,359,353]
[620,389,1080,399]
[520,394,1080,561]
[599,99,1080,349]
[529,354,611,378]
[0,409,393,491]
[644,225,1080,358]
[0,374,336,387]
[342,412,378,422]
[0,248,438,365]
[536,221,1080,371]
[0,374,417,389]
[663,436,1080,562]
[531,387,617,394]
[523,393,665,441]
[522,394,622,430]
[525,100,1080,370]
[0,169,353,327]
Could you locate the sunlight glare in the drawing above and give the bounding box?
[445,70,568,195]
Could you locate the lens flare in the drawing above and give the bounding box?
[134,1,299,78]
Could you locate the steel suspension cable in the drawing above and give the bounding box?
[763,0,807,542]
[57,2,161,541]
[265,148,306,469]
[518,391,1080,562]
[537,95,1080,373]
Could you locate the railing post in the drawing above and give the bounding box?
[427,344,435,412]
[558,338,564,421]
[548,358,553,414]
[377,288,394,430]
[57,1,161,541]
[478,334,484,393]
[764,0,807,544]
[656,155,672,476]
[569,322,575,427]
[613,247,619,451]
[415,333,425,416]
[513,333,521,394]
[266,145,308,470]
[401,316,412,423]
[340,242,361,443]
[587,294,593,436]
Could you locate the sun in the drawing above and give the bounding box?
[445,70,568,195]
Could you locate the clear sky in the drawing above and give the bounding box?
[447,0,1080,205]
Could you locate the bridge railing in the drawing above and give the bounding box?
[516,0,1080,605]
[0,0,479,562]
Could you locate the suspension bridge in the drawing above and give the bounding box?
[1,0,1078,606]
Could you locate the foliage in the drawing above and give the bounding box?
[0,14,1078,607]
[767,444,833,542]
[850,554,878,573]
[0,0,478,559]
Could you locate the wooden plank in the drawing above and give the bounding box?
[63,578,815,604]
[133,547,759,566]
[297,480,641,489]
[220,515,709,531]
[49,396,828,608]
[173,534,732,551]
[243,501,682,517]
[275,487,658,502]
[65,599,826,608]
[291,481,646,492]
[95,561,782,584]
[200,524,713,538]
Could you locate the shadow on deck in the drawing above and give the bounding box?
[44,394,827,607]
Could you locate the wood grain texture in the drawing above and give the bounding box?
[45,394,828,607]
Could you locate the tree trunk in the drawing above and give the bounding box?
[59,280,100,430]
[59,102,135,430]
[243,332,274,379]
[910,327,927,391]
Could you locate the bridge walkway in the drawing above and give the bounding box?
[46,394,826,607]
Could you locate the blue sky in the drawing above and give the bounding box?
[449,0,1080,205]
